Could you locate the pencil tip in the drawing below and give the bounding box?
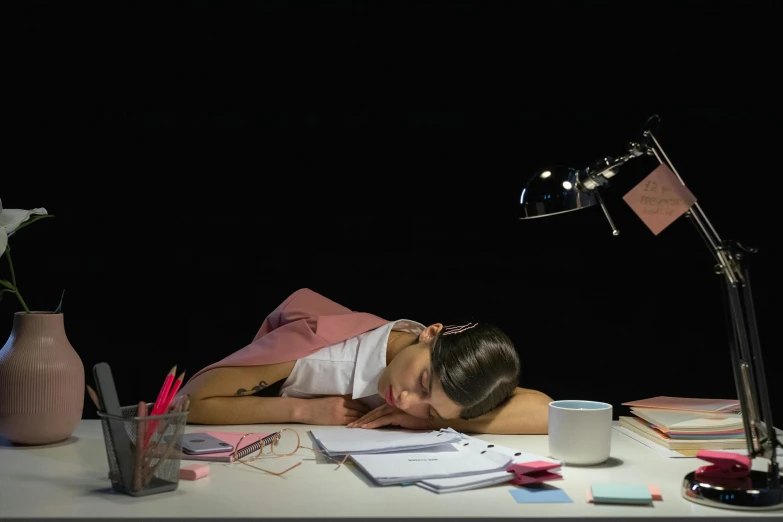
[170,364,177,374]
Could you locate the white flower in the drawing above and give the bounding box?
[0,198,48,258]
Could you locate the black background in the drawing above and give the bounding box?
[5,1,781,424]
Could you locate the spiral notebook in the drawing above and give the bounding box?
[179,431,274,462]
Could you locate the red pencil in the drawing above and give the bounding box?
[144,365,177,448]
[162,370,186,413]
[150,365,177,417]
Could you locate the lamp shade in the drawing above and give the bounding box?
[519,165,598,219]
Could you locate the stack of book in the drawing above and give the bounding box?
[618,396,746,456]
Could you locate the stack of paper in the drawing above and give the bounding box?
[351,447,511,485]
[309,428,461,456]
[309,428,561,493]
[630,407,744,437]
[619,396,747,453]
[418,434,562,494]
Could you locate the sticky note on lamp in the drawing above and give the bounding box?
[622,164,696,236]
[590,484,653,504]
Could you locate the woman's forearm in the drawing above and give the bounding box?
[429,388,552,435]
[187,395,308,425]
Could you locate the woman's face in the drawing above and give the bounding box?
[377,327,462,421]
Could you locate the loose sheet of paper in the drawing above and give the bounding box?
[350,445,511,485]
[622,164,696,235]
[309,428,461,455]
[417,471,515,493]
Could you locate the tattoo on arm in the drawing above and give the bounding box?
[235,380,269,396]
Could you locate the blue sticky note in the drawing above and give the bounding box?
[591,484,652,504]
[509,485,573,504]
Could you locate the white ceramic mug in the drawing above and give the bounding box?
[548,400,612,465]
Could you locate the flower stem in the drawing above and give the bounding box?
[4,246,30,313]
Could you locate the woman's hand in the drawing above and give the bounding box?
[300,395,371,425]
[347,403,430,430]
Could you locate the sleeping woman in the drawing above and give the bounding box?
[181,288,552,434]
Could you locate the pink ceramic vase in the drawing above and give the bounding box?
[0,311,84,445]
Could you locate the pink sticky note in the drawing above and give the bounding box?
[510,460,561,473]
[622,164,696,236]
[586,485,662,502]
[507,460,563,486]
[512,470,562,485]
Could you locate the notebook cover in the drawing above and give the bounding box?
[590,483,653,504]
[180,431,271,462]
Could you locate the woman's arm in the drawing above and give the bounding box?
[428,387,552,435]
[181,365,372,425]
[188,395,372,426]
[188,395,308,425]
[182,363,301,425]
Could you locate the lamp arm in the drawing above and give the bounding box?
[578,130,780,483]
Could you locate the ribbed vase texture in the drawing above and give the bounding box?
[0,312,84,445]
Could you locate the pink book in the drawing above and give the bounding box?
[622,396,740,414]
[180,431,273,463]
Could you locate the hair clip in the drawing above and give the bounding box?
[442,322,478,335]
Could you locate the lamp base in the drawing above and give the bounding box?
[682,470,783,511]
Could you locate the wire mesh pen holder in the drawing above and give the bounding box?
[97,403,189,497]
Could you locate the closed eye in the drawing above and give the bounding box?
[419,371,431,397]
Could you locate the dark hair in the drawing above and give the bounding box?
[430,322,520,420]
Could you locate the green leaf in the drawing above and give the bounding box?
[54,289,66,314]
[0,279,15,290]
[7,214,55,237]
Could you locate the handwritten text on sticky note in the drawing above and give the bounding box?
[622,164,696,236]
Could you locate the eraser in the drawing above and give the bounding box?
[179,464,210,481]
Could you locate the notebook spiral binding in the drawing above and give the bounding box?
[232,432,282,460]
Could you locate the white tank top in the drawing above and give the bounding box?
[279,319,425,409]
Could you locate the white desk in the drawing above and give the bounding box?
[1,421,780,520]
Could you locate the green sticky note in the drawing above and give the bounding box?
[591,484,652,505]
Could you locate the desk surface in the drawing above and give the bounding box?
[1,421,781,519]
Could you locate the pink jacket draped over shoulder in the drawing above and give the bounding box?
[187,288,389,383]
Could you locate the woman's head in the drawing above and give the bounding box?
[377,322,521,421]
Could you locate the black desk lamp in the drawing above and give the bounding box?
[519,115,781,511]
